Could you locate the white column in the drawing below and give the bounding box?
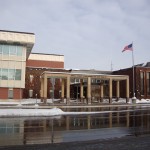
[109,78,112,103]
[116,80,120,101]
[126,78,129,103]
[61,78,65,100]
[100,84,104,102]
[66,76,70,104]
[87,77,91,104]
[80,79,84,102]
[43,73,47,103]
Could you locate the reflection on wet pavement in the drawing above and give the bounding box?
[0,106,150,146]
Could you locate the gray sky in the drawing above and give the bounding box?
[0,0,150,71]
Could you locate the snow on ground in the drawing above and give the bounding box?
[0,107,109,117]
[0,98,150,106]
[0,98,150,117]
[0,107,64,117]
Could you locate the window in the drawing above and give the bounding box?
[3,45,9,55]
[2,69,8,80]
[0,44,23,56]
[0,123,19,134]
[0,68,21,80]
[96,79,101,83]
[147,72,150,95]
[140,72,144,95]
[0,45,2,54]
[75,79,80,83]
[15,69,21,80]
[9,45,16,55]
[17,46,22,56]
[8,69,15,80]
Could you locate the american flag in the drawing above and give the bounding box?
[122,43,133,52]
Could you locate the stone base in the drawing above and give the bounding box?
[126,97,129,103]
[116,97,119,101]
[66,98,70,105]
[109,97,112,104]
[44,98,47,104]
[87,97,91,105]
[100,97,103,103]
[132,97,136,104]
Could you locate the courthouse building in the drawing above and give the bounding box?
[1,30,149,103]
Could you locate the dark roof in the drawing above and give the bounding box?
[0,30,34,35]
[135,62,150,68]
[31,52,64,56]
[134,63,144,67]
[144,62,150,67]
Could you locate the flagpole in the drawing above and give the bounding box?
[131,42,135,98]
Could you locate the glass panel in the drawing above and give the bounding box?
[7,127,13,133]
[17,46,23,56]
[8,69,15,80]
[0,127,6,134]
[3,45,9,55]
[9,45,16,55]
[2,69,8,80]
[15,69,21,80]
[0,45,2,54]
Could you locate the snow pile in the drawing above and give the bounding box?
[0,107,64,117]
[112,98,150,104]
[136,99,150,104]
[0,98,150,106]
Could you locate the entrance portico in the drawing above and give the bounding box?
[40,71,129,104]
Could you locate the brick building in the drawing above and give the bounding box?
[113,62,150,99]
[23,53,64,98]
[0,30,149,101]
[24,53,65,99]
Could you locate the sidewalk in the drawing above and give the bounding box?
[0,134,150,150]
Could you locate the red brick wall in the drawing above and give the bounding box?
[26,60,64,68]
[14,88,22,99]
[113,67,150,99]
[0,88,23,99]
[0,88,8,99]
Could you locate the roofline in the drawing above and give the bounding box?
[31,52,64,56]
[0,30,34,35]
[41,71,129,79]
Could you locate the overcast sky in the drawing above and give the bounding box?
[0,0,150,70]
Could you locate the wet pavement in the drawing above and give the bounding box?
[0,135,150,150]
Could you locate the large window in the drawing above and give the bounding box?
[15,69,21,80]
[0,68,21,80]
[0,123,19,134]
[8,69,15,80]
[2,69,8,80]
[0,44,23,56]
[140,72,144,95]
[147,72,150,95]
[0,45,2,54]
